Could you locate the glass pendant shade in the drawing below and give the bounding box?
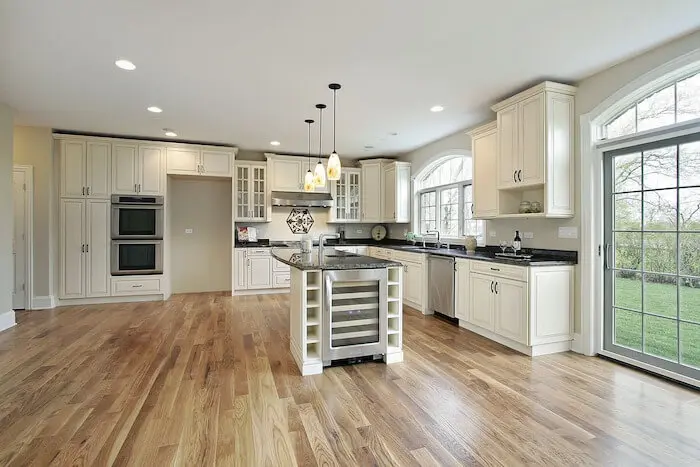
[327,151,341,180]
[313,160,326,187]
[303,169,315,192]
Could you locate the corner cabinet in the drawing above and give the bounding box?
[490,81,576,217]
[468,122,500,219]
[329,168,361,222]
[234,163,268,221]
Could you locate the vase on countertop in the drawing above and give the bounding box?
[465,236,477,253]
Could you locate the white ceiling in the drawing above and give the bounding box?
[1,1,700,158]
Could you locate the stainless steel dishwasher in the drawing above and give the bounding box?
[428,255,455,317]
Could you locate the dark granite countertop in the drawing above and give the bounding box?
[271,248,402,271]
[239,239,577,267]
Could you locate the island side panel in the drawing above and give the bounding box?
[385,265,404,364]
[289,267,304,371]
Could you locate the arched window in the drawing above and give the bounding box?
[605,71,700,139]
[415,154,484,244]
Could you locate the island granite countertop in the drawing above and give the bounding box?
[272,248,402,271]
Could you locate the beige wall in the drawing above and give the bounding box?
[169,178,232,293]
[13,126,53,299]
[1,104,14,325]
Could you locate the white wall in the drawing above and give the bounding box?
[169,177,232,293]
[0,104,16,330]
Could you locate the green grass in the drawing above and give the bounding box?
[614,277,700,368]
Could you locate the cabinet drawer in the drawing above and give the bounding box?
[246,248,271,256]
[393,250,426,264]
[112,276,162,295]
[470,260,527,282]
[273,259,290,272]
[273,273,291,288]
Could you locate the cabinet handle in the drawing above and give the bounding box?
[86,244,89,253]
[518,170,522,182]
[134,184,137,193]
[81,244,85,253]
[87,187,90,195]
[513,170,517,183]
[490,281,494,293]
[131,284,143,288]
[138,184,141,192]
[490,267,500,271]
[82,187,85,196]
[495,282,499,294]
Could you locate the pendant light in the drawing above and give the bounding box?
[303,119,315,192]
[327,83,342,180]
[313,104,327,187]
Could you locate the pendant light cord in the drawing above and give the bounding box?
[332,89,336,153]
[318,106,323,161]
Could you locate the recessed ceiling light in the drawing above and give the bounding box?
[163,129,177,137]
[270,141,281,146]
[115,59,135,71]
[147,106,163,113]
[430,105,444,112]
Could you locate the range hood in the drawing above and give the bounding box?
[271,191,333,208]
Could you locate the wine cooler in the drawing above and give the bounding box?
[322,268,388,365]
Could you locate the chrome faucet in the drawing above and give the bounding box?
[318,233,340,262]
[425,230,440,248]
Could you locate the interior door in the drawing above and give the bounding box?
[86,142,111,198]
[469,273,495,331]
[12,169,26,309]
[60,199,85,299]
[604,133,700,383]
[138,146,164,195]
[85,200,110,297]
[112,144,138,194]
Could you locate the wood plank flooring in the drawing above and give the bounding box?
[1,292,699,466]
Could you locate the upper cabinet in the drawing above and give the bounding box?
[266,154,329,193]
[468,122,500,219]
[330,168,361,223]
[59,140,111,199]
[359,159,411,223]
[112,144,164,195]
[489,81,576,218]
[234,162,268,222]
[166,146,235,177]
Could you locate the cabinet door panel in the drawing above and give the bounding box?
[473,130,500,218]
[469,273,494,331]
[455,260,470,320]
[519,93,545,186]
[271,158,303,191]
[362,164,382,222]
[382,165,396,222]
[234,250,248,290]
[497,105,518,188]
[85,200,110,297]
[494,278,528,345]
[60,199,85,298]
[166,148,200,175]
[138,146,164,195]
[201,150,232,177]
[247,256,272,289]
[112,144,138,194]
[235,165,251,219]
[60,140,86,198]
[395,165,411,222]
[86,142,111,198]
[403,262,422,307]
[250,165,267,221]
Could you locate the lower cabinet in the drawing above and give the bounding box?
[469,272,527,345]
[59,199,111,299]
[402,261,423,309]
[454,259,470,321]
[234,248,291,291]
[468,272,496,331]
[247,256,272,289]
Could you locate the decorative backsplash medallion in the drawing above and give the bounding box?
[286,208,314,234]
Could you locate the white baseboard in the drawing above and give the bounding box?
[31,295,56,310]
[57,295,164,307]
[0,311,16,332]
[571,333,583,354]
[232,288,290,296]
[459,320,572,356]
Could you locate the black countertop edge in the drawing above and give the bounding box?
[270,248,402,271]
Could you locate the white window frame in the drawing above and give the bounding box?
[413,154,485,245]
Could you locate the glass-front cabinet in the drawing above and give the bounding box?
[330,168,361,222]
[235,163,268,221]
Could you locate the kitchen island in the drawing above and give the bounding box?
[272,248,404,376]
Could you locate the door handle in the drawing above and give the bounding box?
[490,281,494,293]
[604,244,612,270]
[518,170,522,182]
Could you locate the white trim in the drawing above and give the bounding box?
[570,333,583,354]
[56,295,164,307]
[12,165,34,310]
[599,350,700,389]
[0,311,16,333]
[232,288,290,296]
[31,296,56,310]
[579,49,700,359]
[459,320,572,356]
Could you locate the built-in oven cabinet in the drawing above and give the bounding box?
[59,139,111,199]
[59,199,111,299]
[111,195,164,240]
[112,144,165,195]
[111,275,163,296]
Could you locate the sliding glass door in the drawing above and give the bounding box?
[603,132,700,381]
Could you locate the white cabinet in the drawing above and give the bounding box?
[247,256,272,289]
[382,162,411,223]
[493,277,528,345]
[112,144,164,195]
[468,122,500,219]
[234,163,268,221]
[330,169,361,222]
[491,81,576,217]
[454,259,470,321]
[403,261,423,308]
[266,154,329,192]
[167,147,234,177]
[234,248,282,291]
[361,161,383,222]
[59,199,110,299]
[233,250,248,290]
[111,275,163,296]
[469,273,495,331]
[60,140,111,199]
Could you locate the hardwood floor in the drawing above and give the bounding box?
[1,293,699,466]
